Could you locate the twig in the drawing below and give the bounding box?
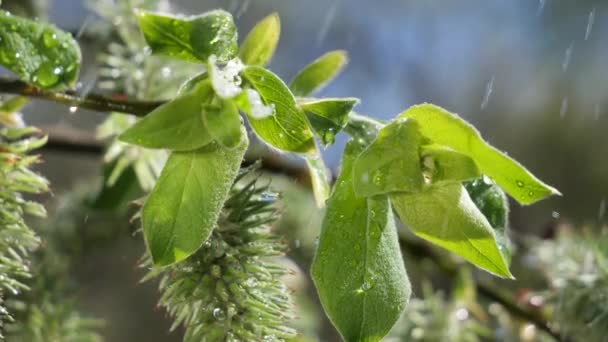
[2,76,563,341]
[0,77,162,116]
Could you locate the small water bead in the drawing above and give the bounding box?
[516,180,524,188]
[42,30,58,48]
[212,307,226,321]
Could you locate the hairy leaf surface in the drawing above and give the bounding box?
[312,140,410,342]
[398,104,559,204]
[143,131,248,266]
[239,13,280,66]
[241,66,315,153]
[0,10,80,89]
[391,184,512,278]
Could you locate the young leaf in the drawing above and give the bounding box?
[312,140,411,342]
[398,104,560,204]
[239,13,280,66]
[300,97,359,146]
[391,184,513,278]
[143,130,248,266]
[0,10,81,89]
[240,66,315,153]
[119,81,215,151]
[203,98,242,148]
[464,178,512,263]
[421,145,481,184]
[352,118,424,197]
[290,50,348,96]
[135,9,237,63]
[306,152,331,208]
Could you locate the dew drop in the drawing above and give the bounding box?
[42,30,58,48]
[516,180,524,188]
[212,307,226,321]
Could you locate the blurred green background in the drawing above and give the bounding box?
[1,0,607,340]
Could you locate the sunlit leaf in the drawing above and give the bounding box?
[306,152,330,208]
[300,97,358,146]
[239,13,280,66]
[391,184,513,278]
[0,10,81,89]
[312,140,411,342]
[290,50,348,96]
[143,130,248,266]
[352,118,424,197]
[465,177,512,263]
[119,81,215,151]
[421,145,481,185]
[240,66,315,153]
[398,104,560,204]
[135,9,237,63]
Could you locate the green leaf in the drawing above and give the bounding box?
[135,9,237,63]
[305,152,330,208]
[312,140,411,342]
[240,66,315,153]
[464,177,512,263]
[119,81,215,151]
[391,184,513,278]
[290,50,348,96]
[398,104,560,204]
[143,130,248,266]
[0,10,81,89]
[421,145,481,185]
[300,97,359,146]
[239,13,280,66]
[352,118,424,197]
[203,98,242,148]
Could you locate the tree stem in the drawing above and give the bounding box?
[2,76,563,341]
[0,77,163,116]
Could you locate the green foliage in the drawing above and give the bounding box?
[135,9,237,63]
[311,141,411,342]
[142,168,296,341]
[240,66,315,153]
[143,133,248,266]
[398,104,560,205]
[0,10,80,89]
[239,13,280,66]
[290,50,349,96]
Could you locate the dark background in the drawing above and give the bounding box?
[2,0,607,340]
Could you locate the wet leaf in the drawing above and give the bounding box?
[240,66,315,153]
[0,10,81,89]
[239,13,280,66]
[135,9,237,63]
[312,140,411,342]
[464,177,512,263]
[421,145,481,184]
[352,118,424,197]
[143,131,248,266]
[290,50,348,96]
[398,104,560,204]
[119,81,215,151]
[306,152,331,208]
[391,183,513,278]
[300,97,359,146]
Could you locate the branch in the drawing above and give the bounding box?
[4,77,563,340]
[0,77,163,116]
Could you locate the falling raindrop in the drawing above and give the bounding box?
[585,9,595,40]
[560,97,568,118]
[551,211,560,219]
[316,0,339,46]
[69,106,78,113]
[536,0,546,16]
[76,15,93,39]
[562,43,573,72]
[235,0,251,19]
[455,308,469,321]
[598,198,606,222]
[481,76,494,110]
[594,104,601,120]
